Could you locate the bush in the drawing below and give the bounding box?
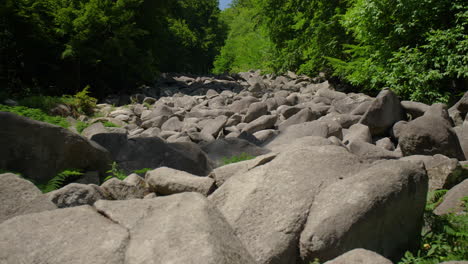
[222,153,255,165]
[0,105,70,128]
[133,168,152,176]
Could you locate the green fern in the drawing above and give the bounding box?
[37,170,83,193]
[104,162,127,182]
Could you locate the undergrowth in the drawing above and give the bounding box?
[222,153,255,165]
[399,191,468,264]
[104,162,128,181]
[0,105,70,128]
[36,170,83,193]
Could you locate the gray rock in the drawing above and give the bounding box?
[347,140,402,162]
[401,101,430,119]
[210,153,278,186]
[0,173,56,224]
[399,104,466,160]
[141,104,174,121]
[449,91,468,126]
[401,154,467,191]
[454,124,468,159]
[332,94,372,114]
[201,115,228,137]
[93,134,212,176]
[359,89,405,136]
[101,176,148,200]
[434,179,468,215]
[351,100,374,115]
[300,160,428,262]
[278,108,320,131]
[0,205,129,264]
[319,113,361,129]
[210,145,366,264]
[343,124,372,145]
[161,116,184,132]
[242,115,278,134]
[277,105,302,119]
[376,137,396,151]
[244,102,268,123]
[316,87,347,101]
[47,183,108,208]
[392,120,408,140]
[229,96,260,114]
[95,193,256,264]
[323,249,393,264]
[141,115,169,129]
[254,129,279,144]
[146,167,215,196]
[0,112,111,183]
[267,120,343,149]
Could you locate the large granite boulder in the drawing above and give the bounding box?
[0,112,111,183]
[399,104,466,160]
[95,193,256,264]
[0,205,129,264]
[146,167,215,196]
[210,145,366,264]
[0,173,56,224]
[359,89,405,136]
[300,160,428,262]
[92,133,212,176]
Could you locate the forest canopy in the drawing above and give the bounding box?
[214,0,467,103]
[0,0,226,97]
[1,0,467,103]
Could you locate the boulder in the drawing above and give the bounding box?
[359,89,405,136]
[401,101,429,119]
[94,193,256,264]
[300,160,428,262]
[242,115,278,134]
[347,140,402,162]
[210,153,278,186]
[0,173,56,224]
[101,175,148,200]
[323,249,393,264]
[449,91,468,126]
[244,102,268,123]
[47,183,108,208]
[376,137,396,151]
[454,124,468,159]
[210,145,366,264]
[93,134,212,176]
[0,205,129,264]
[161,116,184,132]
[146,167,215,196]
[229,96,260,114]
[434,179,468,215]
[200,115,228,137]
[401,154,467,191]
[343,124,372,145]
[202,138,270,167]
[266,120,342,149]
[278,108,320,131]
[332,94,372,114]
[399,104,466,160]
[0,112,111,183]
[319,113,361,129]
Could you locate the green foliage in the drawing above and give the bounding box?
[75,121,90,134]
[0,105,70,128]
[213,0,275,73]
[398,192,468,264]
[133,168,152,176]
[104,162,127,181]
[328,0,467,103]
[70,86,97,115]
[222,153,255,165]
[102,121,119,128]
[1,0,226,97]
[37,169,83,193]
